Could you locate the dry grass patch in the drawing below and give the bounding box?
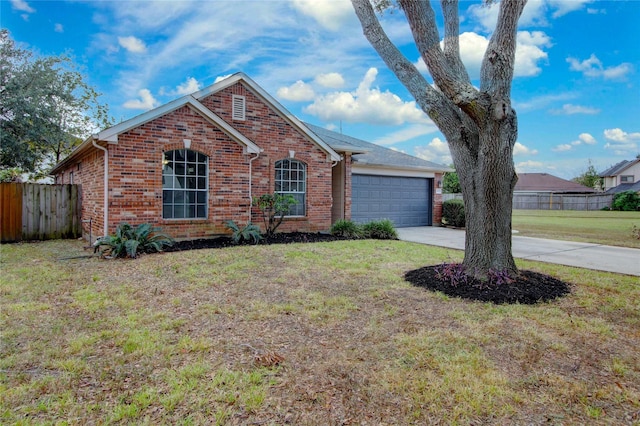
[1,239,639,424]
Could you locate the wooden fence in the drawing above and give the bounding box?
[0,183,81,243]
[443,192,614,211]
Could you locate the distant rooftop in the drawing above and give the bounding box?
[515,173,595,193]
[599,158,640,177]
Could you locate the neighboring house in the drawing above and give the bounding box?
[599,158,640,193]
[51,73,449,241]
[514,173,596,194]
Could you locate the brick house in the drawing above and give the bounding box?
[51,73,448,241]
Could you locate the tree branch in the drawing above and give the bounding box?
[441,0,469,81]
[480,0,527,101]
[398,0,481,121]
[350,0,463,136]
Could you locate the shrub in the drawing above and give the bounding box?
[611,190,640,211]
[93,223,174,259]
[252,193,297,236]
[0,168,22,183]
[224,220,262,245]
[435,262,469,287]
[362,219,398,240]
[330,219,363,239]
[442,199,465,227]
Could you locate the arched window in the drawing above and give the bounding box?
[162,149,208,219]
[275,159,306,216]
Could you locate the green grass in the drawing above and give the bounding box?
[1,239,638,424]
[512,209,640,248]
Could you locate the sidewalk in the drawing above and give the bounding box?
[396,227,640,276]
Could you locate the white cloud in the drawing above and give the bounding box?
[291,0,354,31]
[567,54,633,80]
[516,160,546,173]
[578,133,597,145]
[173,77,201,95]
[118,36,147,53]
[304,68,429,125]
[604,128,640,143]
[214,74,233,84]
[315,72,345,89]
[373,124,438,146]
[603,128,640,155]
[277,80,316,102]
[514,142,538,156]
[54,23,64,33]
[414,137,452,165]
[514,92,576,112]
[548,0,594,18]
[123,89,159,110]
[549,104,600,115]
[10,0,35,13]
[447,31,550,79]
[552,144,573,152]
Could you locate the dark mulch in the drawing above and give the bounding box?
[405,265,572,305]
[165,232,348,252]
[166,232,571,305]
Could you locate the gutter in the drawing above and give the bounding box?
[92,138,109,237]
[248,151,261,222]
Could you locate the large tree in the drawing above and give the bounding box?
[351,0,526,279]
[0,30,111,178]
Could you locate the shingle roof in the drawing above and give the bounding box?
[599,159,639,177]
[514,173,595,193]
[304,122,451,172]
[604,181,640,194]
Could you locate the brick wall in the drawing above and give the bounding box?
[55,82,335,241]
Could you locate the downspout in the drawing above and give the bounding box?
[92,138,109,237]
[248,151,260,223]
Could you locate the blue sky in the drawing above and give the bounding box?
[2,0,639,179]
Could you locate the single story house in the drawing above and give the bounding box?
[514,173,595,194]
[51,72,449,241]
[599,158,640,193]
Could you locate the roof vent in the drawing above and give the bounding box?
[232,95,246,121]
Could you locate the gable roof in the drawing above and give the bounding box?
[515,173,595,193]
[599,158,640,177]
[194,73,340,162]
[52,73,342,175]
[304,122,451,173]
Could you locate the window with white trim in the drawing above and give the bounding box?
[275,159,306,216]
[162,149,208,219]
[621,175,634,183]
[232,95,246,121]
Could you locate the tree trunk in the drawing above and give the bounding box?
[454,116,519,278]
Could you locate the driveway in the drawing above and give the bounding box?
[397,227,640,276]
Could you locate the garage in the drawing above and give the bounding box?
[351,174,432,227]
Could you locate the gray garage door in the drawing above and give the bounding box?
[352,174,432,227]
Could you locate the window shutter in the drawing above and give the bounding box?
[232,95,246,121]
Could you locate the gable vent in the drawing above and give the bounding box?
[232,95,246,121]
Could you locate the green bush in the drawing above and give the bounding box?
[93,223,174,259]
[362,219,398,240]
[252,193,297,236]
[224,220,262,245]
[330,219,363,238]
[442,199,465,228]
[611,190,640,211]
[0,167,22,183]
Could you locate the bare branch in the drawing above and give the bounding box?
[480,0,527,100]
[441,0,469,81]
[350,0,463,135]
[399,0,481,122]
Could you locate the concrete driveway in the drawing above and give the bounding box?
[396,227,640,276]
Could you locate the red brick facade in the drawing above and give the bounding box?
[56,81,335,241]
[54,75,443,242]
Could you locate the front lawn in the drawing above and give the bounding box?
[1,240,639,424]
[512,209,640,248]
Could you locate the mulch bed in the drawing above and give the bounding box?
[165,232,572,305]
[164,232,348,252]
[405,266,571,305]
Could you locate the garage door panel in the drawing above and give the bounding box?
[351,174,432,227]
